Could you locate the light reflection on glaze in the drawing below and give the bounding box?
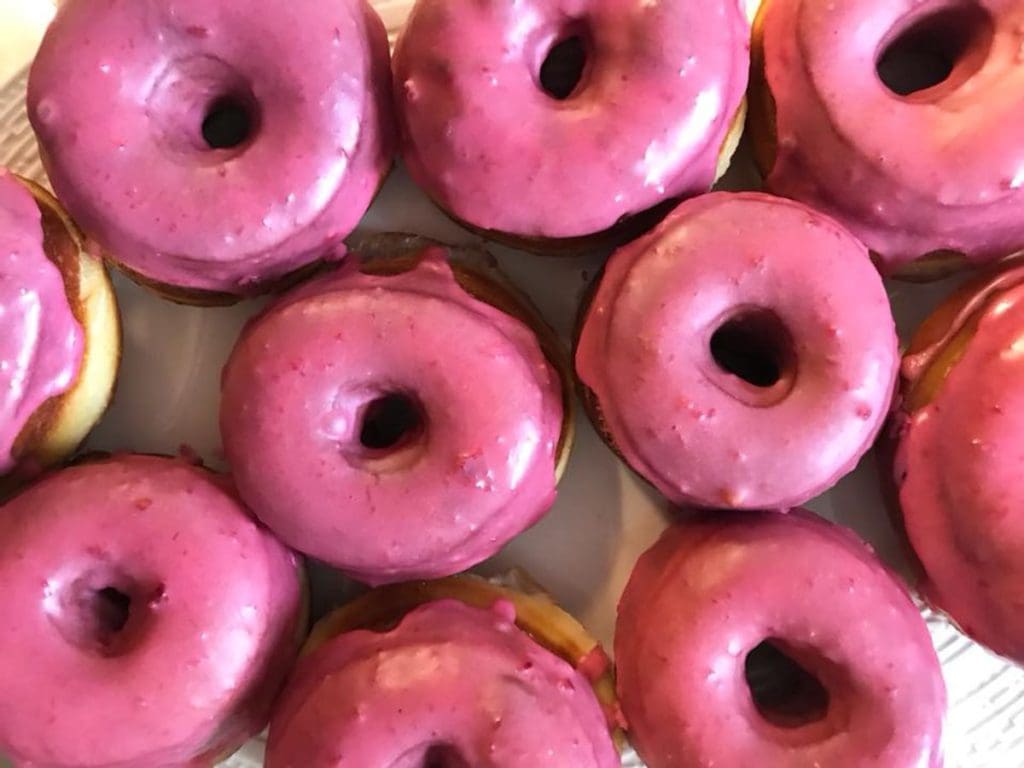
[897,263,1024,663]
[0,455,304,767]
[27,0,394,294]
[266,600,619,768]
[616,512,946,768]
[0,170,82,474]
[220,250,563,584]
[576,192,897,509]
[393,0,750,239]
[760,0,1024,270]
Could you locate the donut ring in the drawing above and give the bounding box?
[220,242,572,583]
[576,192,898,509]
[0,170,119,495]
[267,575,620,767]
[28,0,394,302]
[392,0,751,249]
[751,0,1024,277]
[616,511,946,768]
[895,255,1024,662]
[0,454,307,767]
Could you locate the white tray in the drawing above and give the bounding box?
[1,2,1022,766]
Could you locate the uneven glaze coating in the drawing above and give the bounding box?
[897,261,1024,662]
[393,0,750,239]
[0,455,304,767]
[28,0,394,295]
[759,0,1024,270]
[617,511,946,768]
[267,599,619,767]
[0,170,83,475]
[576,192,897,509]
[220,249,563,584]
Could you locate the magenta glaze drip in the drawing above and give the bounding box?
[393,0,750,239]
[0,169,83,474]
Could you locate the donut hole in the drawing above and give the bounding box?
[358,393,426,453]
[539,30,590,100]
[745,640,830,729]
[202,93,260,150]
[876,4,994,98]
[422,744,470,768]
[45,570,166,657]
[710,309,796,390]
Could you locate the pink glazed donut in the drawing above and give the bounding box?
[392,0,751,245]
[576,192,898,509]
[220,246,569,584]
[616,511,946,768]
[752,0,1024,275]
[0,454,305,767]
[267,599,619,767]
[28,0,394,300]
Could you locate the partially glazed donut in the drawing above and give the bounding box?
[616,511,946,767]
[393,0,750,248]
[576,192,898,509]
[267,576,619,767]
[0,454,305,767]
[0,169,119,492]
[220,243,570,584]
[752,0,1024,276]
[895,255,1024,662]
[28,0,394,302]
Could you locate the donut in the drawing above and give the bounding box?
[894,255,1024,662]
[0,168,119,493]
[616,511,946,767]
[751,0,1024,277]
[220,241,571,584]
[0,454,306,767]
[575,192,898,509]
[392,0,751,251]
[27,0,394,303]
[266,575,620,767]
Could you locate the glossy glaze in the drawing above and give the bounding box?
[267,599,619,768]
[897,260,1024,662]
[393,0,749,239]
[28,0,394,295]
[759,0,1024,270]
[220,249,563,584]
[576,192,897,509]
[0,169,82,475]
[0,455,304,767]
[617,511,946,768]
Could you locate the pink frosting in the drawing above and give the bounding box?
[267,599,619,767]
[220,248,563,584]
[0,169,83,475]
[28,0,394,295]
[392,0,750,239]
[616,511,946,768]
[576,192,898,509]
[0,454,304,767]
[760,0,1024,271]
[897,265,1024,662]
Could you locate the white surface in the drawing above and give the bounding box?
[1,2,1023,767]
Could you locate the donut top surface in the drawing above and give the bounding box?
[576,192,898,509]
[393,0,750,239]
[759,0,1024,269]
[0,170,82,475]
[220,249,564,584]
[267,599,619,767]
[0,454,304,767]
[897,259,1024,662]
[27,0,394,294]
[616,511,946,767]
